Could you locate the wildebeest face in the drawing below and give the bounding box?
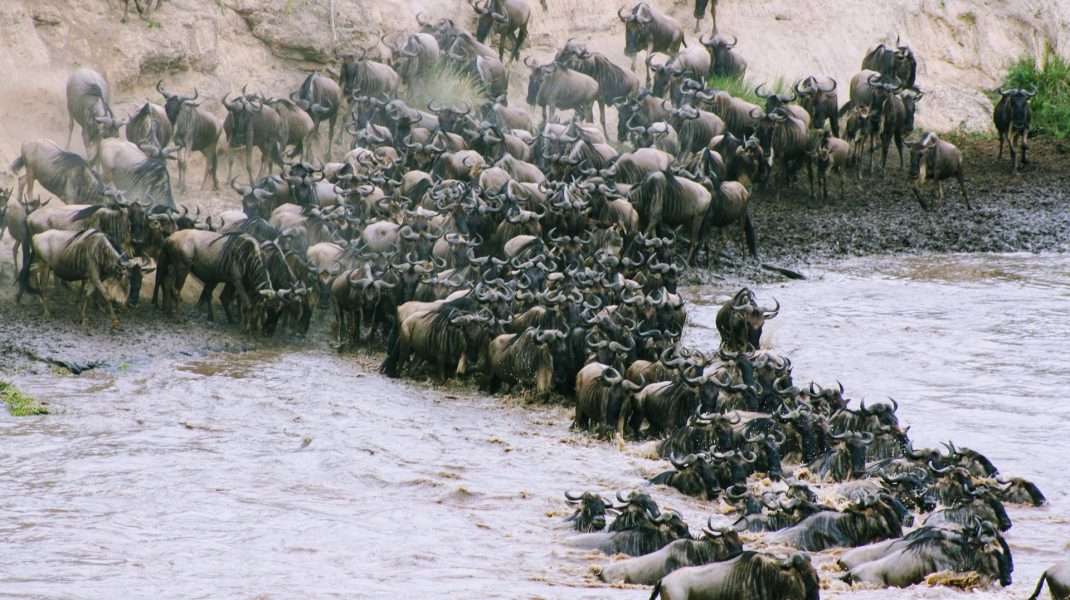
[526,68,545,105]
[901,93,920,133]
[623,21,651,57]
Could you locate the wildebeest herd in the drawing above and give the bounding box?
[1,0,1059,597]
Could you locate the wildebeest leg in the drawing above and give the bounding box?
[513,27,527,62]
[209,149,220,190]
[177,152,188,192]
[245,147,255,186]
[169,262,190,318]
[37,263,52,319]
[895,132,904,170]
[202,283,219,322]
[806,159,815,199]
[87,271,119,328]
[1020,131,1029,165]
[326,114,337,162]
[957,174,971,209]
[597,100,608,139]
[1009,133,1018,176]
[997,131,1005,160]
[66,115,76,149]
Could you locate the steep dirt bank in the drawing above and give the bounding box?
[1,0,1068,179]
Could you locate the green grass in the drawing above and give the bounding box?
[0,381,49,416]
[706,74,791,107]
[958,11,977,26]
[401,61,489,113]
[146,18,162,29]
[1002,47,1070,139]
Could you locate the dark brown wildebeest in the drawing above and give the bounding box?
[700,34,747,79]
[716,288,778,352]
[472,0,531,62]
[862,35,918,90]
[524,58,598,123]
[794,75,840,136]
[556,41,641,140]
[993,86,1035,176]
[618,3,686,82]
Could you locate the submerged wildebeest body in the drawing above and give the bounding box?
[650,551,821,600]
[597,525,743,584]
[1030,559,1070,600]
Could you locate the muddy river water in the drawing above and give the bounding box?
[2,253,1068,599]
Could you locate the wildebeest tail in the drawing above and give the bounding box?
[10,156,24,174]
[1027,572,1046,600]
[648,581,662,600]
[744,215,756,257]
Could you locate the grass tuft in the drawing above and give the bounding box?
[1,381,49,416]
[706,74,791,107]
[1002,47,1070,139]
[401,61,488,113]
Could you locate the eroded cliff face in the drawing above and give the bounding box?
[1,0,1065,171]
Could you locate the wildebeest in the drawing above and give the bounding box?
[98,138,177,207]
[29,228,151,327]
[472,0,530,62]
[993,87,1035,176]
[564,490,609,532]
[649,452,722,500]
[794,76,839,136]
[768,494,902,551]
[158,230,273,328]
[125,102,172,148]
[698,177,754,260]
[336,47,401,110]
[524,59,598,123]
[332,264,396,347]
[700,34,747,79]
[754,106,813,200]
[484,328,568,395]
[380,304,492,382]
[1029,559,1070,600]
[650,551,820,600]
[628,169,711,265]
[222,90,289,185]
[907,132,970,210]
[156,83,224,190]
[574,362,643,437]
[715,288,778,352]
[10,139,112,205]
[556,42,640,140]
[866,76,909,172]
[565,509,692,557]
[692,0,718,33]
[618,3,686,79]
[291,72,343,160]
[814,131,850,200]
[66,68,124,164]
[840,521,1012,588]
[598,522,743,584]
[861,36,917,90]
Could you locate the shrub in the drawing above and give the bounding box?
[0,381,49,416]
[401,61,488,113]
[1002,48,1070,139]
[706,74,791,107]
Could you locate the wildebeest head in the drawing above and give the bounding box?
[647,54,685,98]
[744,429,786,480]
[599,367,643,433]
[653,452,721,500]
[449,310,493,372]
[524,58,550,106]
[830,430,874,478]
[899,88,923,134]
[696,520,745,559]
[715,288,779,352]
[863,37,917,90]
[846,494,904,541]
[996,87,1035,133]
[609,489,660,531]
[879,468,937,512]
[709,449,756,488]
[907,132,941,184]
[618,3,655,57]
[156,80,198,125]
[755,83,797,114]
[795,76,837,130]
[472,0,508,42]
[116,254,153,308]
[564,490,609,532]
[994,476,1045,506]
[334,48,369,97]
[222,88,262,147]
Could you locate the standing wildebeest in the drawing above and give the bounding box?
[10,139,112,205]
[574,363,643,437]
[862,36,917,90]
[125,102,173,148]
[693,0,718,33]
[908,132,970,210]
[222,90,289,185]
[556,42,640,140]
[98,138,178,207]
[768,495,903,551]
[524,59,598,123]
[628,169,711,265]
[647,48,711,99]
[158,230,273,327]
[650,551,820,600]
[66,68,124,165]
[336,47,401,107]
[380,307,492,382]
[484,328,568,395]
[755,106,813,200]
[618,3,686,82]
[700,34,747,79]
[29,228,151,327]
[715,288,778,352]
[156,83,224,190]
[472,0,530,62]
[384,32,440,84]
[1030,559,1070,600]
[814,131,850,200]
[698,177,754,260]
[291,72,343,160]
[866,76,909,172]
[794,76,839,136]
[993,86,1035,176]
